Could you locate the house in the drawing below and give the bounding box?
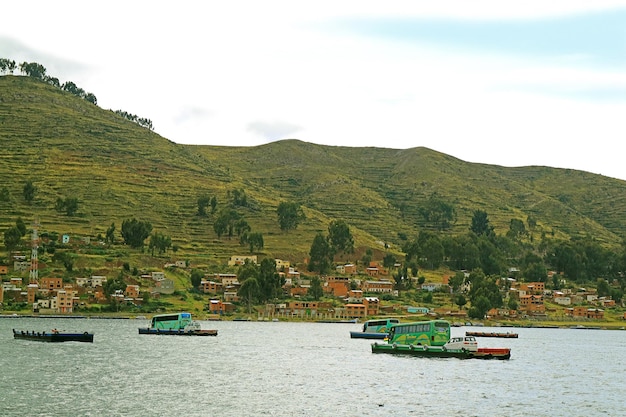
[151,271,165,281]
[55,289,74,313]
[152,278,175,294]
[75,277,89,287]
[347,289,363,300]
[13,261,29,271]
[519,295,545,315]
[344,303,367,318]
[213,273,238,286]
[336,264,357,275]
[289,285,309,297]
[91,276,107,287]
[40,277,63,291]
[324,276,350,297]
[275,259,290,270]
[566,307,604,319]
[361,280,394,294]
[228,255,257,266]
[553,296,572,306]
[520,282,545,294]
[363,297,380,316]
[421,283,447,292]
[27,283,38,304]
[200,280,223,294]
[125,284,140,299]
[208,299,235,314]
[224,291,239,302]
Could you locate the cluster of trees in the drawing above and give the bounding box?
[55,197,79,216]
[3,218,27,252]
[308,220,355,274]
[197,189,265,253]
[400,208,626,318]
[1,59,98,104]
[113,110,153,131]
[1,58,153,130]
[277,202,305,231]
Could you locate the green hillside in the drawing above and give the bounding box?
[1,74,626,270]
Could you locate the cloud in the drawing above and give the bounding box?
[247,120,303,142]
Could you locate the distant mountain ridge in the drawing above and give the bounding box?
[1,74,625,264]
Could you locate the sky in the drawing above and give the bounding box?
[2,0,626,180]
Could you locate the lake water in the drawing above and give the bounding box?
[1,317,624,416]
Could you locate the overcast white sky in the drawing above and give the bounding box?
[2,1,626,180]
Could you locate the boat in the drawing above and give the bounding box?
[371,342,511,359]
[370,319,511,359]
[465,331,519,338]
[13,329,94,343]
[138,312,217,336]
[350,318,399,339]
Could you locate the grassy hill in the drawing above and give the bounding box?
[2,74,626,273]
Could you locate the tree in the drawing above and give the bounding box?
[449,271,466,293]
[210,196,218,213]
[362,248,373,266]
[308,232,332,274]
[0,58,17,74]
[470,209,493,236]
[213,208,240,239]
[190,269,204,289]
[0,187,11,203]
[382,253,396,270]
[247,232,264,253]
[55,197,79,216]
[19,61,47,80]
[420,235,444,269]
[149,231,171,256]
[328,220,354,258]
[84,92,97,105]
[121,218,153,249]
[467,269,502,319]
[596,278,610,298]
[454,294,467,310]
[507,218,527,240]
[23,181,36,203]
[235,219,251,238]
[258,258,283,302]
[197,195,210,216]
[419,193,456,230]
[4,226,22,252]
[105,223,116,244]
[523,262,548,282]
[277,202,304,231]
[104,271,127,297]
[238,260,260,313]
[309,276,324,300]
[15,218,27,237]
[229,188,248,207]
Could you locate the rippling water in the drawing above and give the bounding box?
[1,317,624,416]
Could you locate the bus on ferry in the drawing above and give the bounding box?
[148,312,193,330]
[386,320,451,346]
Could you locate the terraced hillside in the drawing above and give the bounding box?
[1,74,625,268]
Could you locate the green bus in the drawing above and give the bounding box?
[148,312,193,330]
[386,320,451,346]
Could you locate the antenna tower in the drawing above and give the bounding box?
[29,218,40,283]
